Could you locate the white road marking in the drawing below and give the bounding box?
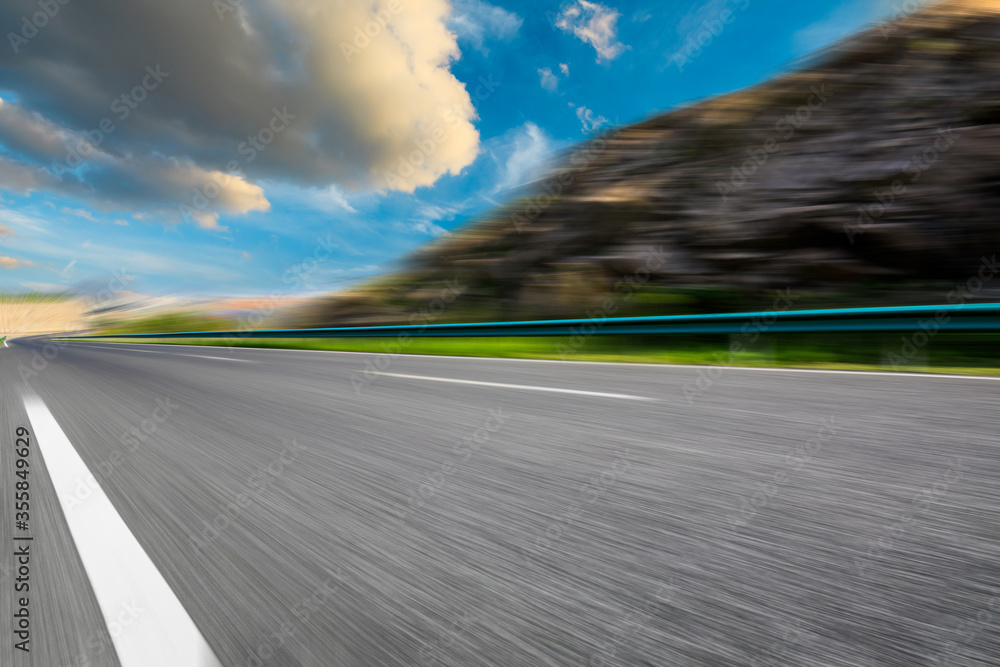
[23,395,222,667]
[177,354,253,362]
[85,346,252,362]
[374,372,657,401]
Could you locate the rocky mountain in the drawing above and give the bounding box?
[307,0,1000,326]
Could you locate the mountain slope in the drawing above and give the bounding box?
[310,0,1000,326]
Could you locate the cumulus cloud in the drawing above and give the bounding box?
[449,0,523,52]
[560,63,570,75]
[538,67,560,92]
[575,106,608,133]
[0,0,482,225]
[556,0,628,62]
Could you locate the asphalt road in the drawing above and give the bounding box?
[0,337,998,666]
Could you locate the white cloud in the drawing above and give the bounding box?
[314,186,357,213]
[410,220,449,237]
[449,0,523,52]
[575,106,608,133]
[0,0,484,223]
[559,63,570,75]
[556,0,628,62]
[495,122,554,192]
[408,204,458,236]
[538,67,560,92]
[0,208,52,236]
[61,207,99,222]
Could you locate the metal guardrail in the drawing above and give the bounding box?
[73,303,1000,339]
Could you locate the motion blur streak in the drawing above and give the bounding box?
[1,336,997,665]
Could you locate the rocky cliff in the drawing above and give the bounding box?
[309,0,1000,326]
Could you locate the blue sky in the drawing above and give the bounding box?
[0,0,908,298]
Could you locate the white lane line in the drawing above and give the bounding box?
[23,395,222,667]
[177,354,253,362]
[374,372,657,401]
[90,347,252,362]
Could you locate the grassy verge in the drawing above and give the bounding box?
[72,332,1000,376]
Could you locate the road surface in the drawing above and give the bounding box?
[0,337,997,666]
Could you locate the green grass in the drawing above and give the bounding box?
[71,332,1000,376]
[92,311,237,335]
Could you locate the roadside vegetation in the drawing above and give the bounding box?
[77,332,1000,376]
